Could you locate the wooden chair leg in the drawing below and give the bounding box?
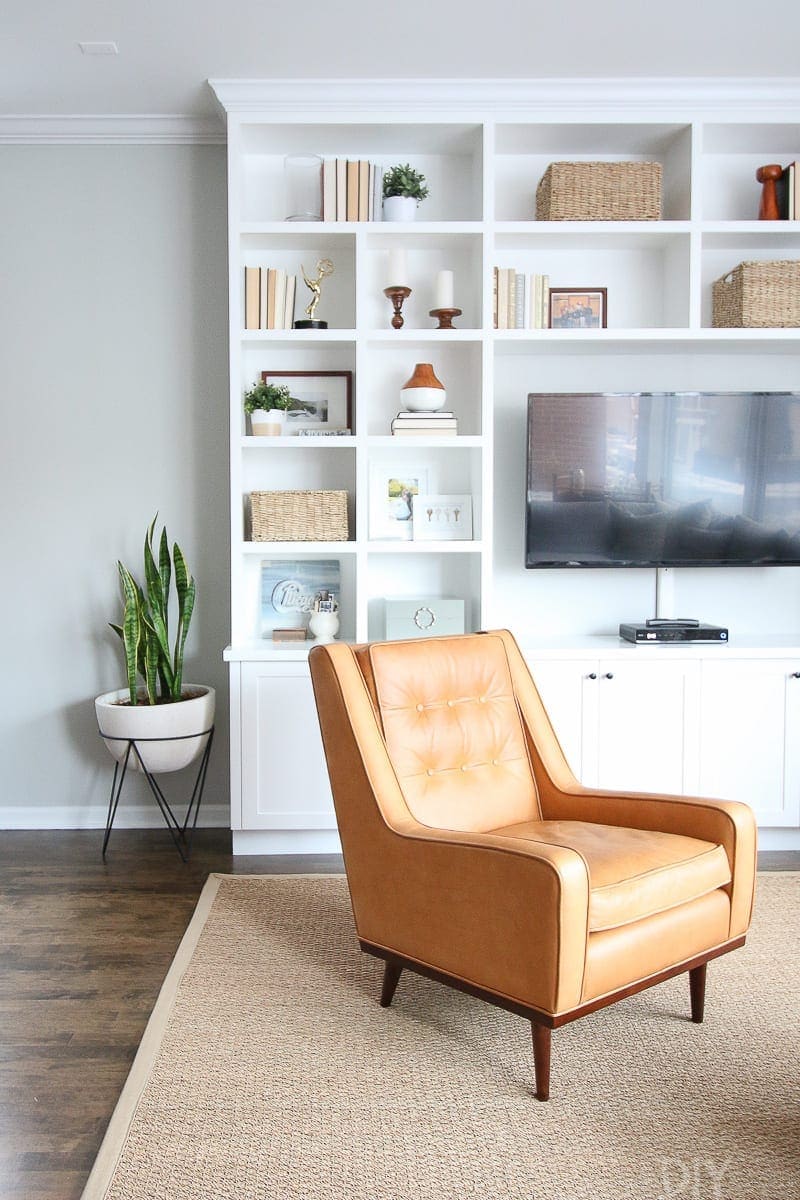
[531,1022,551,1101]
[380,959,403,1007]
[689,963,707,1023]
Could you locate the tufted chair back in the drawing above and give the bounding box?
[356,634,542,832]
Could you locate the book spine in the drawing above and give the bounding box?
[336,159,347,221]
[244,266,260,330]
[284,275,296,330]
[322,160,336,222]
[258,267,268,330]
[515,272,525,328]
[266,268,277,329]
[274,268,287,330]
[346,161,359,222]
[493,267,498,329]
[359,161,370,221]
[507,270,516,329]
[541,274,550,328]
[497,268,508,330]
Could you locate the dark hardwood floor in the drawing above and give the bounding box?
[0,829,796,1200]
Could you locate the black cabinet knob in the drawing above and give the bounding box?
[604,672,614,680]
[791,671,800,679]
[587,672,597,680]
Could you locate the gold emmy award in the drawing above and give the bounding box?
[295,258,335,329]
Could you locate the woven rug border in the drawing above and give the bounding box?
[80,873,344,1200]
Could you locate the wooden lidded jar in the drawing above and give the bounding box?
[399,363,446,412]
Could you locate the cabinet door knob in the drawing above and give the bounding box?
[604,672,614,680]
[792,671,800,679]
[587,672,597,680]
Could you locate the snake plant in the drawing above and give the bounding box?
[110,516,196,706]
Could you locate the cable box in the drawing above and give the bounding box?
[620,620,729,644]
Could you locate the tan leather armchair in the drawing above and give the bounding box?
[309,630,756,1100]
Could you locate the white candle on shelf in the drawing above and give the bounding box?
[435,269,454,309]
[387,248,408,287]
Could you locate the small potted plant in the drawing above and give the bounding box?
[382,163,430,222]
[244,379,307,436]
[95,517,215,775]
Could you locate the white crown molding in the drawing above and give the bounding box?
[0,114,226,145]
[209,76,800,119]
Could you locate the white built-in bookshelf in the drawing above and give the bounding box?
[211,79,800,854]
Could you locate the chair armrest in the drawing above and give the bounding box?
[360,819,591,1017]
[541,787,756,938]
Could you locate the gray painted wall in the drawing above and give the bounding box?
[0,144,231,827]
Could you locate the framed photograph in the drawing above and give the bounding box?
[259,559,340,635]
[260,370,353,433]
[369,465,431,540]
[412,494,473,541]
[548,288,607,330]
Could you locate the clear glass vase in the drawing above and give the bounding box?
[284,154,323,221]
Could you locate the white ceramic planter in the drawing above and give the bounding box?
[383,195,418,222]
[250,408,286,436]
[95,686,216,775]
[308,610,340,643]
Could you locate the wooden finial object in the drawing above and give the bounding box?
[756,164,783,220]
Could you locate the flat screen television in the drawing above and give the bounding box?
[525,392,800,568]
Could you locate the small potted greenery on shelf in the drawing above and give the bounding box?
[382,163,430,222]
[243,379,308,436]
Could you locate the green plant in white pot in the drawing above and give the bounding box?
[95,516,215,775]
[244,379,307,436]
[382,163,430,222]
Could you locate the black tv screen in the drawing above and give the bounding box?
[525,392,800,568]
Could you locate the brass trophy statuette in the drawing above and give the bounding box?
[295,258,335,329]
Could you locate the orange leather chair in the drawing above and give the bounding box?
[309,630,756,1100]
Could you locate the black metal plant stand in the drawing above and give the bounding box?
[100,727,215,862]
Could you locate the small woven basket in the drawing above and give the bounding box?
[536,161,662,221]
[249,490,349,542]
[712,260,800,328]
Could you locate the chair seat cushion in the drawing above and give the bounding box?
[493,820,731,932]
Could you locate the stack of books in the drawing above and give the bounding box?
[391,411,458,436]
[493,267,550,329]
[244,267,297,330]
[322,160,383,222]
[777,162,800,219]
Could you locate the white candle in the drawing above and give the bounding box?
[387,248,408,287]
[435,269,454,309]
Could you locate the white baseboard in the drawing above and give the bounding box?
[231,829,342,855]
[0,804,231,830]
[756,828,800,851]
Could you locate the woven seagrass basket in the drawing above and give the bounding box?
[535,161,662,221]
[249,490,349,542]
[712,260,800,328]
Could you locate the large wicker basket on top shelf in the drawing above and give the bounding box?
[535,161,662,221]
[249,490,349,542]
[712,260,800,328]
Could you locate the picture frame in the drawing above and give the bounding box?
[548,288,607,330]
[412,494,473,541]
[369,465,432,541]
[259,559,341,635]
[260,370,353,433]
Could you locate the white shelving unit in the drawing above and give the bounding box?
[211,79,800,854]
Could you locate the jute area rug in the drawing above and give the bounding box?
[83,872,799,1200]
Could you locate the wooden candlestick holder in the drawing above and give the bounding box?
[429,307,462,330]
[384,286,412,329]
[756,163,783,220]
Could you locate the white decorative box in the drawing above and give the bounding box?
[384,596,466,641]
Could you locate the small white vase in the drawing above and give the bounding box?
[383,195,417,222]
[399,362,447,413]
[250,408,286,436]
[308,610,340,643]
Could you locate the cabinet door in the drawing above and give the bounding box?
[594,660,699,795]
[699,660,800,827]
[240,662,335,830]
[529,659,598,783]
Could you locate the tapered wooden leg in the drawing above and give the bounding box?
[380,959,403,1007]
[531,1022,551,1101]
[689,963,707,1023]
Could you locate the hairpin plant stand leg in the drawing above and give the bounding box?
[101,728,214,862]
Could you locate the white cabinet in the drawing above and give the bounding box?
[531,654,699,794]
[698,659,800,827]
[233,659,338,853]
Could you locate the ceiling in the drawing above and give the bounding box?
[3,0,800,122]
